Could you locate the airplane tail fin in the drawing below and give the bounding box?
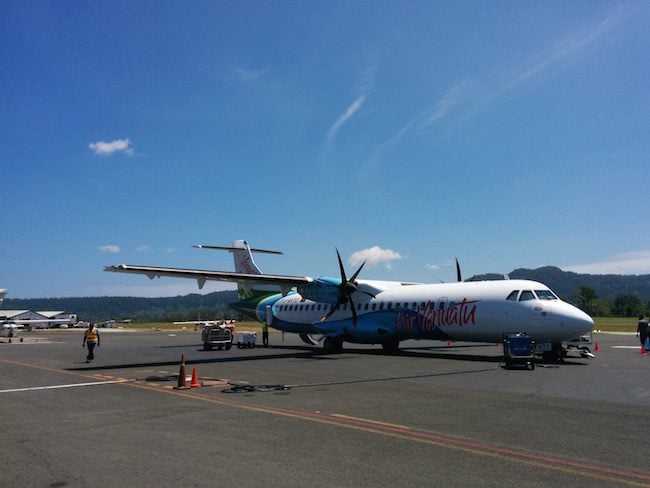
[193,240,282,300]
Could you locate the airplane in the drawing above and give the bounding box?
[0,288,6,305]
[1,322,24,343]
[105,240,595,361]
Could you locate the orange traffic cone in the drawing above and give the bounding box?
[175,354,188,389]
[641,344,646,355]
[190,368,200,388]
[594,342,600,352]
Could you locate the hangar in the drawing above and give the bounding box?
[0,310,77,328]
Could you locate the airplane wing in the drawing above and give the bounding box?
[104,264,313,291]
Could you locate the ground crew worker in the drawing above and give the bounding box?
[82,323,101,362]
[637,315,649,346]
[261,321,269,347]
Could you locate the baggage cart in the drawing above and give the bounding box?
[503,333,535,370]
[235,331,257,349]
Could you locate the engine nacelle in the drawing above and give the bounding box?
[296,278,341,304]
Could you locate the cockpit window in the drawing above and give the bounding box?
[519,290,535,301]
[535,289,558,300]
[506,290,519,301]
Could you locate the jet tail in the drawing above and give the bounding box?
[193,240,282,299]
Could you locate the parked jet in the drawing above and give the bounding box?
[105,240,594,361]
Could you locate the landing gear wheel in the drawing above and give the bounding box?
[203,342,212,351]
[323,337,343,354]
[381,337,400,353]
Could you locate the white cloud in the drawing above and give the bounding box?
[564,250,650,275]
[327,95,366,140]
[369,4,634,168]
[425,263,440,271]
[99,245,120,254]
[235,66,267,82]
[136,245,151,252]
[89,139,134,156]
[349,246,402,270]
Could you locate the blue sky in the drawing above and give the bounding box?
[2,1,650,299]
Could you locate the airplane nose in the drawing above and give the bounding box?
[565,304,594,335]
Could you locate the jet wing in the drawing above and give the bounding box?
[104,264,313,291]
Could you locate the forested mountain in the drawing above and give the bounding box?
[4,267,650,320]
[4,291,239,322]
[471,266,650,301]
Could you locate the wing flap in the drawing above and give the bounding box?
[104,264,312,288]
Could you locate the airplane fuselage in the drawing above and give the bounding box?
[247,279,593,346]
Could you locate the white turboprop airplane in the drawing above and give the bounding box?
[105,240,594,361]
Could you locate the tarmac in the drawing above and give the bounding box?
[1,329,650,488]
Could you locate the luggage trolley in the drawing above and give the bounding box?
[503,333,535,370]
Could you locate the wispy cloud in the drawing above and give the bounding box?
[349,246,403,270]
[327,95,367,141]
[89,139,134,157]
[564,250,650,275]
[234,66,267,83]
[99,244,120,254]
[136,245,151,252]
[366,4,634,174]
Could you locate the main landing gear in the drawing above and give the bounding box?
[541,343,566,363]
[323,336,343,354]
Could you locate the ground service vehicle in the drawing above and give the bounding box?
[503,333,535,370]
[201,324,233,351]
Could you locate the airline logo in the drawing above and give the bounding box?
[396,298,479,333]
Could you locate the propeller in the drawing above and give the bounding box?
[455,258,462,282]
[321,248,375,327]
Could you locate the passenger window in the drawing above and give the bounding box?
[357,303,362,311]
[519,290,535,301]
[438,302,445,311]
[506,290,519,301]
[364,303,369,311]
[371,303,377,311]
[387,302,392,310]
[379,302,384,310]
[412,303,417,310]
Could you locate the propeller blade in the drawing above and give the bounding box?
[360,290,376,299]
[455,258,462,282]
[348,295,358,328]
[336,248,348,284]
[321,303,340,322]
[349,260,366,283]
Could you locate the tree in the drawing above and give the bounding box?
[611,294,642,317]
[573,286,598,315]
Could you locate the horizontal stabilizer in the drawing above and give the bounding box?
[193,245,283,255]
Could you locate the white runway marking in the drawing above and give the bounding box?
[611,346,646,349]
[0,378,135,394]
